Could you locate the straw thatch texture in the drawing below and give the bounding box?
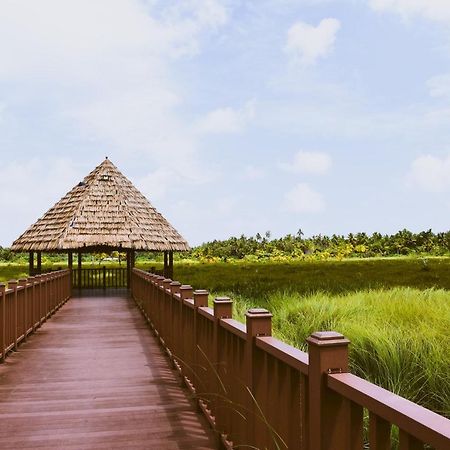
[11,159,190,252]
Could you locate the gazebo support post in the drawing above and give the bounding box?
[77,252,82,290]
[163,251,168,277]
[28,251,34,276]
[126,250,136,289]
[37,252,42,274]
[68,251,73,293]
[168,251,173,279]
[126,251,130,288]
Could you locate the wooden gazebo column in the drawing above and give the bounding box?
[77,251,82,290]
[68,251,73,292]
[28,251,34,276]
[37,251,42,274]
[126,250,135,289]
[163,251,168,277]
[163,251,174,279]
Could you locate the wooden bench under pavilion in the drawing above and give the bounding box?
[11,158,189,286]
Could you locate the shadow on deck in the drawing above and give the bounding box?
[0,292,217,449]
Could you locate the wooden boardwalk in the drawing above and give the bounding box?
[0,291,217,449]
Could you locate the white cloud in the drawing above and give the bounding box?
[284,18,340,66]
[369,0,450,23]
[0,103,5,124]
[279,151,332,175]
[406,153,450,192]
[427,74,450,99]
[243,165,265,180]
[0,0,230,245]
[0,158,85,246]
[136,161,216,205]
[282,183,325,213]
[0,0,228,80]
[215,197,237,216]
[164,0,228,30]
[137,167,178,203]
[0,0,229,166]
[195,100,255,134]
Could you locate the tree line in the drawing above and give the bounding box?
[188,229,450,261]
[1,229,449,263]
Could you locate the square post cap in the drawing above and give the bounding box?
[180,285,193,300]
[246,308,272,337]
[170,281,181,294]
[307,331,350,348]
[214,297,233,318]
[193,290,209,307]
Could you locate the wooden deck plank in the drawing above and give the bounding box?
[0,293,217,449]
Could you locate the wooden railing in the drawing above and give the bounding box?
[72,267,127,289]
[0,270,71,362]
[131,269,450,450]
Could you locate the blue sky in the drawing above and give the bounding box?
[1,0,449,247]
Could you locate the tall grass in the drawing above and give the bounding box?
[1,258,449,417]
[171,257,450,297]
[263,288,449,417]
[205,287,450,418]
[169,259,450,418]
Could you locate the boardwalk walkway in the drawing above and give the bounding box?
[0,291,217,449]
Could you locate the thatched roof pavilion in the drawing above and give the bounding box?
[12,158,189,283]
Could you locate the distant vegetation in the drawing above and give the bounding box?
[187,229,450,261]
[1,229,449,265]
[1,229,449,418]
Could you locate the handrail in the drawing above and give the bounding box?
[256,336,309,375]
[0,270,71,362]
[72,267,127,289]
[131,267,450,450]
[328,372,450,449]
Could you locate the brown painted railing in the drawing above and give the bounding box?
[0,270,71,362]
[131,268,450,450]
[72,267,127,289]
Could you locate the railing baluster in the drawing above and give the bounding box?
[0,283,5,362]
[347,399,364,450]
[8,281,18,350]
[370,412,391,450]
[18,279,27,340]
[399,430,423,450]
[130,268,450,450]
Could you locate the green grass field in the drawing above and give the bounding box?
[1,257,449,417]
[168,258,450,417]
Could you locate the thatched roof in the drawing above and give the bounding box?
[12,159,190,252]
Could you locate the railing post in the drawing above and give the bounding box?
[245,308,273,447]
[213,297,233,437]
[8,280,18,350]
[0,283,5,362]
[18,279,28,341]
[178,285,193,374]
[193,290,209,396]
[103,266,106,290]
[27,276,36,332]
[162,278,172,340]
[168,281,181,357]
[155,276,165,332]
[34,275,43,326]
[42,274,48,321]
[306,331,350,450]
